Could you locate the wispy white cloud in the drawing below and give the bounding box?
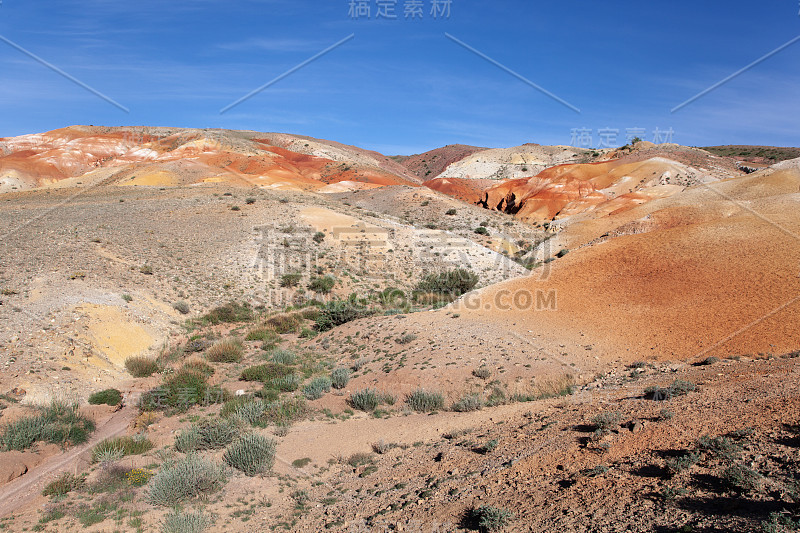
[217,38,330,53]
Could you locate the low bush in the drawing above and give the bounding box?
[406,389,445,412]
[240,363,293,383]
[697,435,741,460]
[265,313,302,334]
[308,276,336,294]
[224,398,267,426]
[0,401,95,451]
[173,301,190,315]
[245,326,279,343]
[469,505,514,532]
[88,388,123,406]
[139,369,227,412]
[346,452,375,467]
[125,356,160,378]
[452,393,483,412]
[280,273,302,288]
[269,348,296,365]
[269,374,301,392]
[42,472,84,497]
[175,418,241,452]
[92,435,154,462]
[396,333,417,344]
[371,440,398,454]
[331,368,351,389]
[162,509,211,533]
[224,434,276,476]
[314,299,374,332]
[198,302,253,325]
[665,451,700,476]
[205,338,244,363]
[303,376,332,400]
[472,367,492,379]
[174,425,201,453]
[722,463,762,493]
[591,411,622,432]
[262,397,309,426]
[349,388,394,411]
[645,379,697,400]
[181,359,214,377]
[415,268,478,297]
[147,454,227,506]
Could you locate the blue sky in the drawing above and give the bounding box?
[0,0,797,154]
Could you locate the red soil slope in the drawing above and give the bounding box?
[423,176,495,203]
[466,163,800,362]
[0,126,418,192]
[393,144,486,180]
[478,157,717,222]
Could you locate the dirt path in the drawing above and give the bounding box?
[0,399,139,518]
[275,399,552,471]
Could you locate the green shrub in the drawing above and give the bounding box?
[269,348,296,365]
[346,452,375,467]
[269,374,301,392]
[139,369,226,412]
[92,435,154,462]
[665,451,700,476]
[591,411,622,432]
[280,273,303,288]
[224,398,267,426]
[697,435,741,460]
[181,359,214,377]
[445,208,457,215]
[645,379,697,400]
[205,338,244,363]
[125,356,159,377]
[240,363,293,383]
[147,454,227,506]
[0,401,95,451]
[472,367,492,379]
[176,419,241,452]
[174,425,201,453]
[42,472,84,497]
[314,299,373,332]
[312,232,325,243]
[88,388,123,406]
[265,313,302,334]
[722,463,762,493]
[415,268,478,296]
[308,276,336,294]
[303,376,332,400]
[452,393,483,412]
[173,301,191,315]
[406,389,445,412]
[198,302,253,325]
[162,510,211,533]
[470,505,514,531]
[245,326,279,343]
[760,512,800,533]
[474,226,489,235]
[396,333,417,344]
[224,434,276,476]
[262,397,309,426]
[331,368,351,389]
[349,388,391,411]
